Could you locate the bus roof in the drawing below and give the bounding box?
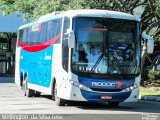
[60,9,140,21]
[19,9,140,30]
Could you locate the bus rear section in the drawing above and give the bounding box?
[15,18,63,97]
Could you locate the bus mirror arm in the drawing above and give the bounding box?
[142,33,154,54]
[68,30,75,48]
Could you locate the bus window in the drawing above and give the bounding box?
[47,19,62,44]
[34,31,40,45]
[53,19,62,43]
[27,27,35,45]
[22,28,28,44]
[62,17,70,72]
[18,29,24,42]
[47,21,54,40]
[39,23,47,43]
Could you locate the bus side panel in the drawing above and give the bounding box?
[20,45,53,92]
[51,42,74,100]
[45,42,63,95]
[51,43,68,97]
[15,46,21,86]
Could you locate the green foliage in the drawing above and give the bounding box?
[33,0,65,20]
[0,0,160,38]
[0,0,35,19]
[154,36,160,42]
[64,0,112,10]
[0,0,15,15]
[64,0,87,10]
[0,33,6,38]
[148,69,160,80]
[156,0,160,16]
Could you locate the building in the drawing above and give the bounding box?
[0,12,26,75]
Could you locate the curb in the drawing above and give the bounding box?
[140,95,160,102]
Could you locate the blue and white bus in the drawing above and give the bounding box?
[15,10,142,106]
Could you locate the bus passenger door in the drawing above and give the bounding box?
[59,17,71,98]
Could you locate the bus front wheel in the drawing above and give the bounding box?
[54,83,66,106]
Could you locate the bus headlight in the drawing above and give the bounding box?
[70,80,92,91]
[121,83,140,92]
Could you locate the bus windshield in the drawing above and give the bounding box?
[72,17,141,76]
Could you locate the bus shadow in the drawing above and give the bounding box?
[74,101,160,114]
[41,94,160,114]
[66,101,133,110]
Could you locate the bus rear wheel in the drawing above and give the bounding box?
[25,88,35,97]
[54,83,66,106]
[34,91,41,97]
[108,102,120,107]
[24,79,35,97]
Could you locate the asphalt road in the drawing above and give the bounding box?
[0,77,159,120]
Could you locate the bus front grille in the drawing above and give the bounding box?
[90,88,123,92]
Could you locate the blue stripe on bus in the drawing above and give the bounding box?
[78,77,134,101]
[20,45,53,88]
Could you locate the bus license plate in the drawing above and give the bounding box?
[101,96,112,100]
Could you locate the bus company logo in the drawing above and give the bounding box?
[92,82,116,87]
[92,81,122,88]
[116,81,122,88]
[32,23,42,32]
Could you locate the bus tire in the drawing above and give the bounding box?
[21,79,25,90]
[20,73,23,88]
[26,88,35,97]
[34,91,41,97]
[54,83,66,106]
[108,102,120,107]
[51,79,56,101]
[24,79,35,97]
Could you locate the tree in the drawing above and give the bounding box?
[32,0,65,20]
[0,0,159,70]
[0,0,35,20]
[65,0,160,39]
[1,0,160,37]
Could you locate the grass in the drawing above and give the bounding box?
[140,87,160,96]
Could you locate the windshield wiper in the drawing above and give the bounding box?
[90,53,104,73]
[90,28,107,73]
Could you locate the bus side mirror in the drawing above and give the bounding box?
[67,30,75,48]
[142,33,154,54]
[147,38,154,54]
